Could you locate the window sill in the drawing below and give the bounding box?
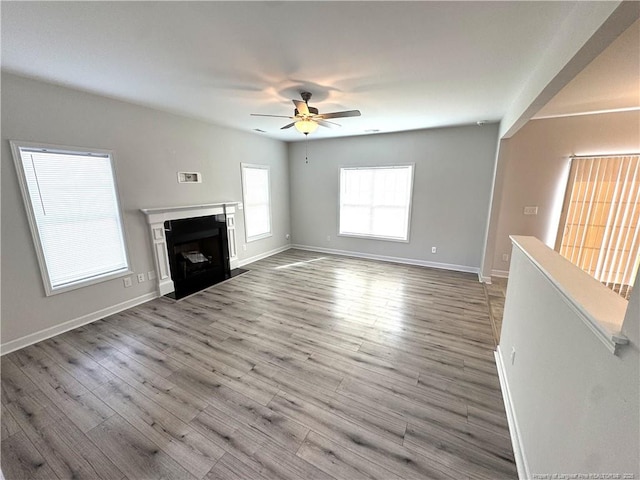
[46,268,133,296]
[510,236,629,355]
[246,232,272,243]
[338,233,409,243]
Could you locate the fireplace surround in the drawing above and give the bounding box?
[164,214,231,299]
[141,203,239,297]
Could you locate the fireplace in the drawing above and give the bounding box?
[164,214,231,299]
[140,203,239,298]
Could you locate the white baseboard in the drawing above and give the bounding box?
[238,244,291,268]
[1,245,292,355]
[0,292,158,355]
[494,346,530,480]
[492,269,510,278]
[479,273,492,284]
[291,244,479,275]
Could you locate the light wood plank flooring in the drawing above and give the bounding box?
[484,278,508,344]
[1,249,517,480]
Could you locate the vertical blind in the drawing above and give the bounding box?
[339,165,413,241]
[17,147,129,293]
[241,164,272,240]
[558,154,640,299]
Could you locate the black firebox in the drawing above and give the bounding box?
[164,214,231,300]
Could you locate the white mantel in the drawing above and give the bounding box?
[141,202,240,296]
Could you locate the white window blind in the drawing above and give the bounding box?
[12,143,130,295]
[241,164,272,241]
[558,154,640,299]
[339,165,414,241]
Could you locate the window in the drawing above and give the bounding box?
[241,163,272,242]
[339,165,414,241]
[557,154,639,299]
[11,141,131,296]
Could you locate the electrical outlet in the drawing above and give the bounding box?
[242,244,247,251]
[327,235,331,241]
[431,246,437,254]
[137,273,145,283]
[123,277,132,288]
[148,270,156,280]
[502,253,509,262]
[523,206,538,215]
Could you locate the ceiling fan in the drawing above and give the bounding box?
[251,92,361,135]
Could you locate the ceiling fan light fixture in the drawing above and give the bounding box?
[251,92,361,135]
[295,119,319,134]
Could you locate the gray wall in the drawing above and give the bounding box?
[288,125,499,270]
[490,110,640,275]
[1,73,290,346]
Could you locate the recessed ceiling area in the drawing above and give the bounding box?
[0,1,622,141]
[534,18,640,119]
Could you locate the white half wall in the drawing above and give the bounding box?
[497,239,639,477]
[1,73,290,347]
[288,124,499,271]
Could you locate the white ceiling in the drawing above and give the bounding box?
[534,18,640,119]
[1,1,620,142]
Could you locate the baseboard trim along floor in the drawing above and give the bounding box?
[292,244,480,275]
[0,292,158,355]
[495,346,530,479]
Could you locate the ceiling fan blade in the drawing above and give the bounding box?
[293,100,309,116]
[318,110,361,120]
[316,119,340,128]
[280,122,296,130]
[251,114,294,118]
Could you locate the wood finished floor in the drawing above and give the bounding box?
[484,279,508,344]
[1,249,517,480]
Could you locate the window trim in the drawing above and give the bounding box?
[10,140,133,296]
[240,163,273,243]
[337,164,415,243]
